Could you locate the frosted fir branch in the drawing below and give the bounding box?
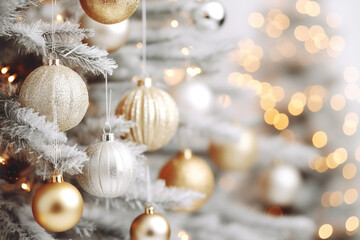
[134,0,196,14]
[0,0,41,25]
[70,218,95,238]
[1,19,117,75]
[0,97,88,176]
[0,199,30,240]
[55,44,117,76]
[16,206,55,240]
[68,116,136,146]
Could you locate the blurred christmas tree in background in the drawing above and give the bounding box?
[0,0,360,239]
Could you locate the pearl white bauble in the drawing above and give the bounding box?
[77,133,136,198]
[193,1,226,31]
[264,164,302,206]
[169,80,214,120]
[80,14,129,53]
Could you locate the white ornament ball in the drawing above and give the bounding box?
[264,164,302,207]
[193,1,226,31]
[77,133,136,198]
[19,60,88,132]
[169,80,214,120]
[80,14,130,53]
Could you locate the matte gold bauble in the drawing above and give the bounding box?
[158,149,214,212]
[32,174,83,232]
[208,126,258,171]
[130,206,170,240]
[116,78,179,151]
[19,59,89,132]
[80,14,130,53]
[79,0,140,24]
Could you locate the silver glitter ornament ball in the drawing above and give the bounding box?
[77,133,136,198]
[19,60,88,132]
[193,1,226,31]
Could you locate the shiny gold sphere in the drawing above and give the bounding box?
[208,126,258,171]
[32,175,83,232]
[116,78,179,151]
[19,61,89,132]
[130,206,170,240]
[158,149,214,212]
[79,0,140,24]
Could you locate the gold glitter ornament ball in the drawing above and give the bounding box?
[208,126,258,171]
[130,206,170,240]
[158,149,214,212]
[79,0,140,24]
[116,78,179,151]
[32,174,83,232]
[19,60,89,132]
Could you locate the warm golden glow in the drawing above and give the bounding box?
[1,67,9,74]
[264,108,279,125]
[260,94,276,110]
[279,129,295,141]
[288,99,304,116]
[218,175,236,192]
[181,47,190,56]
[321,192,331,207]
[314,156,328,173]
[294,25,309,42]
[272,13,290,30]
[248,12,264,28]
[312,131,327,148]
[186,66,202,77]
[330,94,346,111]
[356,147,360,162]
[56,14,63,23]
[292,92,307,105]
[326,153,339,169]
[136,42,143,48]
[217,94,231,108]
[178,231,190,240]
[273,113,289,130]
[346,216,359,232]
[344,66,359,83]
[272,86,284,102]
[329,191,343,207]
[304,1,321,17]
[164,68,185,86]
[296,0,308,14]
[326,13,342,28]
[343,163,357,180]
[344,188,358,205]
[171,20,179,28]
[307,95,323,112]
[236,39,263,73]
[266,22,283,38]
[330,35,346,52]
[21,183,31,192]
[333,148,348,164]
[0,156,6,165]
[318,224,333,239]
[8,74,16,83]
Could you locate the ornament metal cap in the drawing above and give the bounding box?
[145,206,154,214]
[179,148,192,159]
[49,174,63,183]
[48,59,60,66]
[101,132,115,142]
[138,78,152,88]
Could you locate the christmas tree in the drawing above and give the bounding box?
[0,0,359,239]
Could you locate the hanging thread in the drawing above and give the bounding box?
[146,165,152,204]
[103,74,112,133]
[142,0,148,77]
[50,0,57,59]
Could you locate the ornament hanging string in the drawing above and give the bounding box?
[50,0,57,59]
[141,0,148,77]
[146,165,152,205]
[103,74,112,133]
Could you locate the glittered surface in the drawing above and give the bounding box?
[116,84,179,151]
[32,181,83,232]
[19,64,89,132]
[77,140,136,198]
[80,0,140,24]
[158,149,214,212]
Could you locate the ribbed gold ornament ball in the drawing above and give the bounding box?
[130,206,170,240]
[208,126,258,171]
[32,174,83,232]
[79,0,140,24]
[19,59,89,132]
[116,78,179,151]
[158,149,214,212]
